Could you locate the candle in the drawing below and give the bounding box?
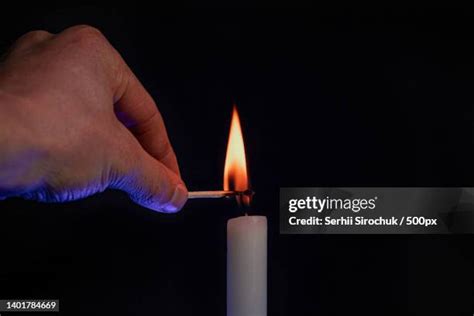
[227,215,267,316]
[223,105,267,316]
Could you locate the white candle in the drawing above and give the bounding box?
[227,215,267,316]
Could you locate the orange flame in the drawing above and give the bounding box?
[224,106,249,203]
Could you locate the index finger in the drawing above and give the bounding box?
[113,64,181,176]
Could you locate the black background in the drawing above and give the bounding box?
[0,5,473,316]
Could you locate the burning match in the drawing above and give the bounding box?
[188,190,254,199]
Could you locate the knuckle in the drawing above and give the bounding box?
[20,30,52,42]
[71,24,103,37]
[12,30,53,52]
[66,25,106,48]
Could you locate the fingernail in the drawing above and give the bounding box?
[163,183,188,213]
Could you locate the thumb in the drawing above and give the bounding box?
[111,139,188,213]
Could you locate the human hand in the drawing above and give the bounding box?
[0,25,187,213]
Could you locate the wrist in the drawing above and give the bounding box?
[0,90,46,195]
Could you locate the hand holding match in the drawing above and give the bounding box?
[0,25,187,213]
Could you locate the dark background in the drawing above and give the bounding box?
[0,5,473,315]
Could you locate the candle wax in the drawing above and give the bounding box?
[227,215,267,316]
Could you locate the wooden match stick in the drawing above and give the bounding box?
[188,190,254,199]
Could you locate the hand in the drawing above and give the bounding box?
[0,25,188,213]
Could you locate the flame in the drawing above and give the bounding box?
[224,106,249,203]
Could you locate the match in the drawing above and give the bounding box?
[188,190,254,199]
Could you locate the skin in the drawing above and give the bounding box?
[0,25,188,213]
